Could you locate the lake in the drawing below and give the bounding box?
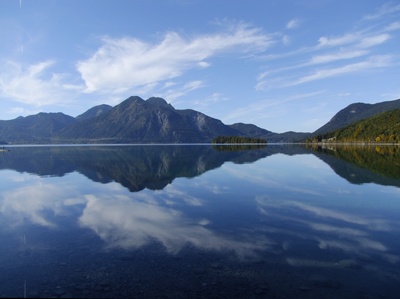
[0,144,399,298]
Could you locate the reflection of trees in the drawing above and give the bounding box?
[212,144,266,151]
[308,144,400,187]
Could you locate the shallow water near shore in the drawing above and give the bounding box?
[0,144,399,298]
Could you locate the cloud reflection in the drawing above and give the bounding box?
[256,196,400,265]
[0,172,272,258]
[0,181,80,228]
[79,193,272,257]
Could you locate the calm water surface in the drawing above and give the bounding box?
[0,144,399,298]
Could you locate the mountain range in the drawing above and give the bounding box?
[0,96,399,144]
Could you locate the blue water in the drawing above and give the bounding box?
[0,145,399,298]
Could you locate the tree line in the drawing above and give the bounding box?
[212,136,267,144]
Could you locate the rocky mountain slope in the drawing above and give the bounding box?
[76,104,113,121]
[57,96,239,143]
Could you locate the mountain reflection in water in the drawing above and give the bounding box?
[0,144,399,298]
[1,144,399,190]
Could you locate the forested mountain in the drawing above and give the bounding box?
[309,109,400,143]
[313,98,400,135]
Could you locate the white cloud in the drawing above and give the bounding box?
[310,50,369,64]
[286,18,300,29]
[282,35,290,45]
[386,21,400,31]
[223,91,323,124]
[318,31,390,49]
[318,33,359,47]
[161,80,205,103]
[163,81,177,89]
[0,60,82,107]
[358,33,391,48]
[77,22,272,94]
[259,11,395,93]
[291,55,391,86]
[364,3,400,20]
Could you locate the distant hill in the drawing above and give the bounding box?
[0,112,76,143]
[310,109,400,143]
[228,123,310,143]
[76,104,112,121]
[313,98,400,135]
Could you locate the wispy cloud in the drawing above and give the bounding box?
[286,18,300,29]
[290,55,391,86]
[161,80,205,103]
[318,33,358,48]
[193,92,229,109]
[386,21,400,31]
[309,50,368,64]
[0,60,82,107]
[77,22,273,94]
[257,7,396,91]
[364,3,400,20]
[223,91,324,124]
[317,32,390,49]
[358,33,391,48]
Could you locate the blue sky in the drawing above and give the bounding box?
[0,0,399,133]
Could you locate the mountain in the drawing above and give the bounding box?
[310,109,400,143]
[313,98,400,135]
[0,112,76,143]
[76,104,112,121]
[229,123,274,137]
[56,96,240,143]
[228,123,310,143]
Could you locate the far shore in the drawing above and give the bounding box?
[0,142,399,148]
[306,142,400,146]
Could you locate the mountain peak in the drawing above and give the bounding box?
[146,97,169,106]
[76,104,112,121]
[116,96,146,111]
[125,96,145,104]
